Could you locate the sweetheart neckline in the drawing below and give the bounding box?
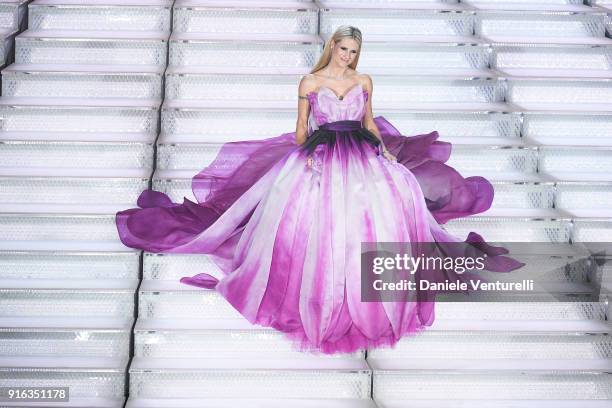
[307,83,367,101]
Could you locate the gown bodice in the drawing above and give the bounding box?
[306,84,369,134]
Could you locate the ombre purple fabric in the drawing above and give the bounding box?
[116,83,522,354]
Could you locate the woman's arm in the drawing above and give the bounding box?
[296,75,315,145]
[361,74,396,161]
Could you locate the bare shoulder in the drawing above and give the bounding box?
[357,73,373,89]
[299,73,318,96]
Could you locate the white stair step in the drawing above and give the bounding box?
[573,219,612,242]
[486,35,612,45]
[0,365,125,400]
[434,301,607,323]
[540,146,612,175]
[166,72,505,105]
[380,401,612,408]
[3,356,130,367]
[0,140,155,170]
[465,1,592,12]
[134,318,364,359]
[498,67,612,79]
[0,213,119,242]
[172,0,319,35]
[139,280,242,320]
[358,41,490,72]
[547,171,612,182]
[0,279,137,318]
[164,71,302,101]
[16,29,169,66]
[0,0,28,31]
[0,249,139,280]
[0,171,150,206]
[162,105,296,141]
[492,44,612,76]
[155,142,223,171]
[476,10,607,39]
[555,182,612,210]
[0,131,156,170]
[0,316,133,329]
[320,1,466,11]
[320,8,474,39]
[513,103,612,114]
[368,332,612,370]
[373,370,612,400]
[143,251,222,281]
[431,319,610,332]
[152,170,196,202]
[370,66,494,77]
[565,208,612,218]
[507,78,612,110]
[489,180,554,209]
[29,0,172,32]
[169,32,321,69]
[0,240,131,252]
[0,130,156,142]
[444,216,571,242]
[2,65,163,99]
[170,64,313,76]
[371,357,612,371]
[3,397,125,407]
[129,357,370,399]
[523,112,612,146]
[0,318,131,359]
[480,207,568,217]
[0,98,159,134]
[381,110,521,141]
[447,144,538,175]
[0,277,138,290]
[127,398,377,408]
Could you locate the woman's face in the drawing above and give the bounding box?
[331,37,359,67]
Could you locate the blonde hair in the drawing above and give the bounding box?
[310,25,362,74]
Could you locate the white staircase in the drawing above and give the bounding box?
[0,1,170,406]
[0,0,611,407]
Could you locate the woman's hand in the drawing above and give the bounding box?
[382,149,397,162]
[307,156,314,168]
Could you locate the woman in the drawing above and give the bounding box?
[116,26,522,354]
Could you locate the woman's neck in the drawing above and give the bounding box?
[320,63,349,80]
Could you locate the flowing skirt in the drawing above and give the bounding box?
[116,116,522,354]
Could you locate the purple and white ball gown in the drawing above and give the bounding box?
[116,83,522,354]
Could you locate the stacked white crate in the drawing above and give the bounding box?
[315,0,612,406]
[0,1,170,407]
[126,1,378,407]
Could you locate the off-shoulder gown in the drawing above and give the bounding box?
[116,83,522,354]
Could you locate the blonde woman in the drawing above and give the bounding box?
[117,26,521,354]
